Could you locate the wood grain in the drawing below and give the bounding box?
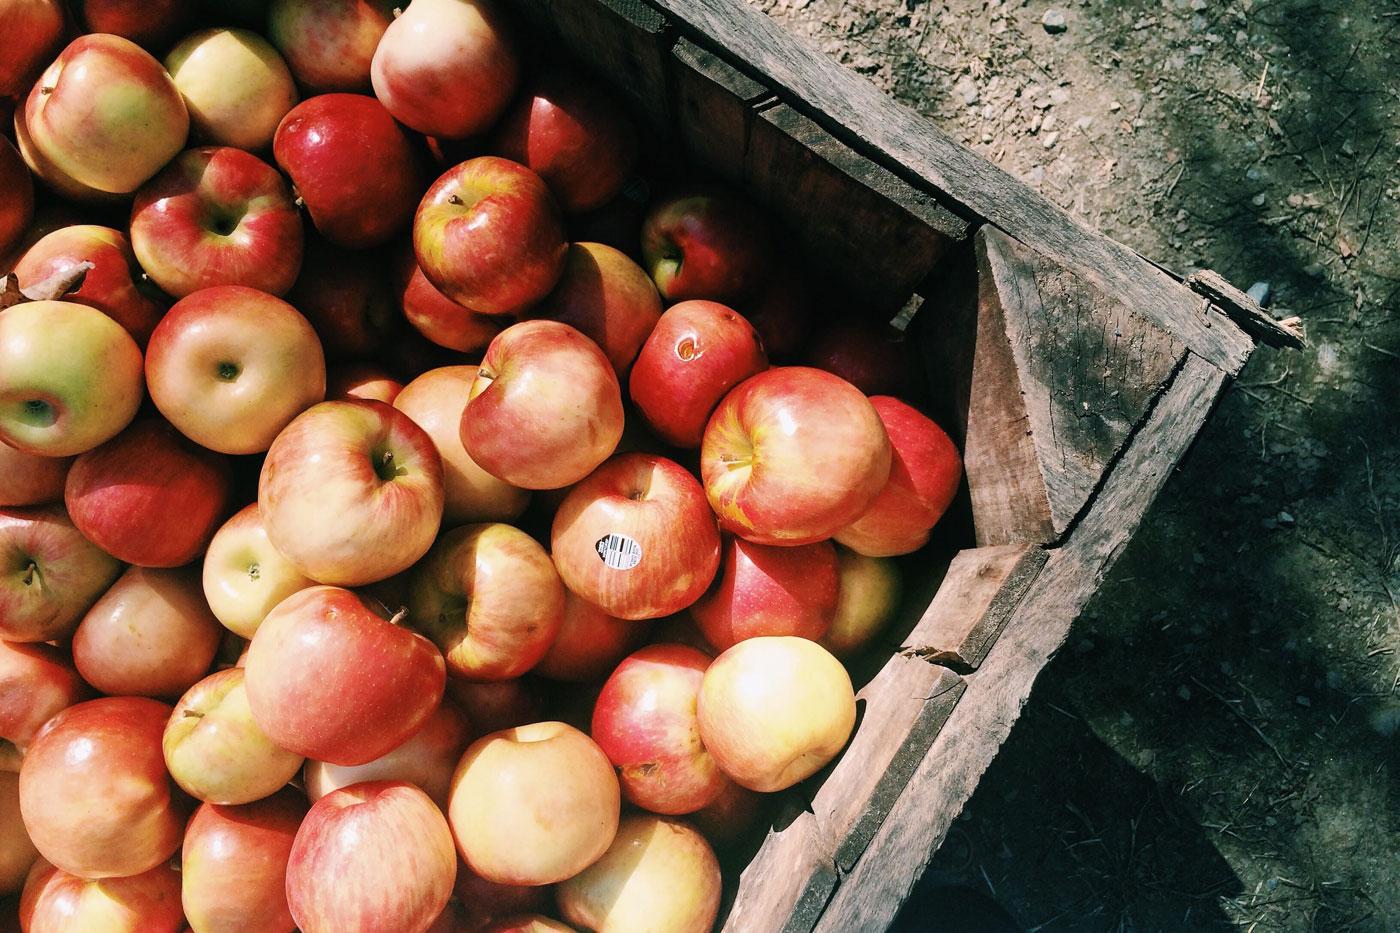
[1185,269,1306,348]
[672,37,773,180]
[540,0,674,131]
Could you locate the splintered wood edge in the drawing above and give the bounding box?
[1185,269,1306,349]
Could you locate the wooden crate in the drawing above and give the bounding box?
[505,0,1292,929]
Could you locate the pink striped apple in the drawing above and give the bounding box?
[532,591,646,683]
[641,190,773,303]
[20,859,184,932]
[690,536,839,650]
[0,640,89,748]
[0,504,121,644]
[267,0,394,94]
[181,790,307,933]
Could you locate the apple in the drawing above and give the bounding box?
[490,70,638,212]
[1,771,37,895]
[0,442,69,507]
[629,300,768,448]
[552,453,720,620]
[556,814,721,933]
[447,865,551,931]
[0,138,33,259]
[394,366,530,525]
[690,536,839,651]
[14,225,166,347]
[448,722,619,886]
[689,779,763,849]
[145,285,325,454]
[19,859,184,933]
[460,321,624,490]
[741,262,813,360]
[408,523,565,681]
[0,504,121,644]
[287,781,457,933]
[305,699,470,808]
[370,0,519,139]
[266,0,394,94]
[181,790,307,933]
[414,157,567,316]
[0,641,88,748]
[524,242,662,375]
[646,614,716,657]
[13,102,126,203]
[0,300,144,457]
[71,566,222,699]
[328,363,402,404]
[393,243,504,353]
[274,93,424,249]
[697,636,855,792]
[641,190,773,303]
[822,547,901,658]
[244,585,446,765]
[76,0,194,51]
[202,503,316,640]
[481,916,574,933]
[166,28,298,151]
[835,396,962,556]
[0,1,63,101]
[446,679,545,735]
[19,696,190,878]
[163,667,305,805]
[288,237,401,360]
[532,591,646,682]
[65,418,233,568]
[701,366,891,546]
[19,34,188,197]
[259,400,444,586]
[804,319,919,398]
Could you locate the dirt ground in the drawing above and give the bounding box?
[747,0,1400,929]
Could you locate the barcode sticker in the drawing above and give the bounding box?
[595,533,642,570]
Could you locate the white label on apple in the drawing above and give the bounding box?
[595,533,642,570]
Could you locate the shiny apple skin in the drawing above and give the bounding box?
[274,94,425,249]
[532,590,646,683]
[0,640,87,748]
[201,502,316,639]
[65,418,233,568]
[0,504,122,644]
[288,236,401,360]
[19,859,184,933]
[0,0,64,101]
[835,396,963,557]
[0,771,36,895]
[690,536,839,651]
[244,585,446,766]
[700,366,891,546]
[803,320,920,398]
[629,299,768,448]
[640,190,773,303]
[0,442,69,508]
[305,699,470,808]
[19,697,190,878]
[267,0,394,94]
[181,790,307,933]
[392,244,503,353]
[77,0,194,51]
[165,27,298,151]
[821,546,901,658]
[327,362,402,403]
[0,137,34,260]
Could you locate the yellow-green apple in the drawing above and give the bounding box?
[835,395,962,556]
[274,94,424,249]
[394,366,529,525]
[0,442,69,507]
[287,781,456,933]
[14,225,166,347]
[591,644,729,815]
[0,137,33,259]
[76,0,194,51]
[821,547,901,658]
[641,190,773,303]
[259,400,444,585]
[130,147,304,298]
[370,0,519,139]
[267,0,394,94]
[392,242,502,353]
[19,34,188,197]
[328,362,402,404]
[12,104,121,203]
[701,366,891,546]
[19,859,184,932]
[690,536,838,650]
[414,158,567,316]
[556,814,721,933]
[289,236,401,360]
[0,0,63,102]
[552,453,720,620]
[448,865,551,931]
[71,566,221,699]
[201,502,316,639]
[697,636,855,792]
[490,70,637,213]
[0,300,144,457]
[532,591,646,682]
[481,916,574,933]
[19,696,191,878]
[144,285,325,454]
[448,722,619,885]
[0,640,88,748]
[244,585,446,765]
[305,699,470,808]
[1,771,37,894]
[741,262,813,360]
[166,27,297,150]
[460,321,624,489]
[446,678,544,735]
[163,667,304,805]
[524,242,662,376]
[0,504,121,643]
[629,300,767,448]
[804,319,919,398]
[181,790,306,933]
[65,418,233,567]
[408,523,565,681]
[689,778,762,849]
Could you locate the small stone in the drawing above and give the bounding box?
[1042,131,1060,149]
[1278,510,1296,527]
[1190,0,1208,10]
[1043,9,1068,33]
[1247,281,1272,306]
[1108,100,1122,112]
[1295,695,1312,708]
[1251,192,1266,206]
[1177,685,1192,701]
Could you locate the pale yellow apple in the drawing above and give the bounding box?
[166,28,298,151]
[202,502,317,639]
[820,546,901,658]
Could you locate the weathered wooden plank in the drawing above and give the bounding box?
[545,0,673,131]
[720,808,837,933]
[671,37,772,181]
[1184,269,1306,349]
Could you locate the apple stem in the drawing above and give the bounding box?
[388,607,409,627]
[448,194,464,206]
[39,86,52,96]
[182,710,204,720]
[21,562,37,586]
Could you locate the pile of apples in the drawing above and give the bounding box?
[0,1,965,931]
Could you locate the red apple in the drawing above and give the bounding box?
[701,366,891,546]
[647,614,716,657]
[690,536,838,651]
[0,442,69,507]
[328,363,402,404]
[19,859,184,932]
[0,772,36,895]
[65,418,233,568]
[370,0,519,139]
[532,591,646,683]
[145,285,326,454]
[181,790,307,933]
[201,502,316,640]
[267,0,394,94]
[305,699,470,808]
[76,0,194,51]
[804,319,920,398]
[445,865,551,931]
[287,781,456,933]
[0,641,87,748]
[629,299,768,448]
[490,70,637,212]
[460,321,624,490]
[446,679,544,735]
[0,504,121,644]
[0,138,33,260]
[552,453,720,620]
[741,261,813,360]
[19,697,190,878]
[245,585,446,765]
[0,1,64,102]
[274,94,424,249]
[288,237,401,360]
[641,190,773,303]
[165,27,299,151]
[689,779,763,849]
[392,243,503,353]
[822,546,901,658]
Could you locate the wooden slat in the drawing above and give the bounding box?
[542,0,673,131]
[671,37,772,180]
